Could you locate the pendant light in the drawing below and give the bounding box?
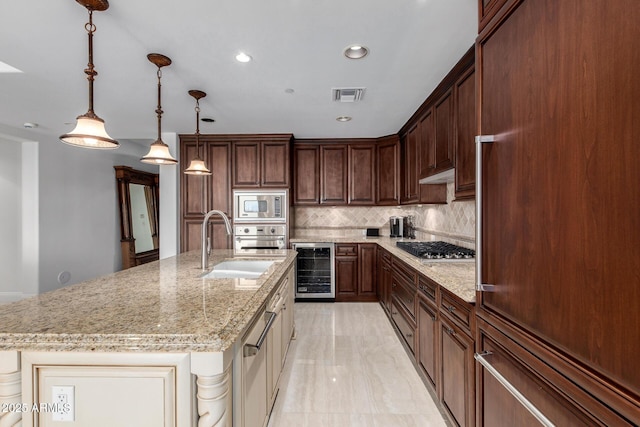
[141,53,178,165]
[60,0,118,149]
[184,90,212,175]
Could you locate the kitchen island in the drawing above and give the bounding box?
[0,249,297,427]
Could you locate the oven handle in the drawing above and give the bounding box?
[235,236,284,241]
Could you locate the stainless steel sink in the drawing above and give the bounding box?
[202,260,275,279]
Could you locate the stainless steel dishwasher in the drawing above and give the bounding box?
[291,242,335,300]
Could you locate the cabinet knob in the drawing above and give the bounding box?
[447,305,456,312]
[445,327,455,335]
[406,333,413,338]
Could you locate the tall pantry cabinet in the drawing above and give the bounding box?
[475,0,640,425]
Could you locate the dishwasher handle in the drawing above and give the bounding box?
[243,311,277,357]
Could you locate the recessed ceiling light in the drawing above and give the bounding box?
[344,45,369,59]
[201,117,215,123]
[235,52,252,63]
[336,116,352,122]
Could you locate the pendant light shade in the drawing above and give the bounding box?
[141,53,177,165]
[60,0,118,149]
[184,89,211,175]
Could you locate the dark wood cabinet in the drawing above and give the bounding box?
[477,0,640,424]
[293,144,320,205]
[453,65,476,200]
[348,144,376,205]
[376,135,400,205]
[391,298,416,354]
[233,137,291,188]
[180,137,231,252]
[335,243,377,302]
[320,145,348,205]
[433,89,455,174]
[294,139,382,206]
[418,296,438,389]
[357,244,377,299]
[377,249,393,313]
[439,288,475,427]
[400,125,420,204]
[232,142,260,187]
[419,109,435,177]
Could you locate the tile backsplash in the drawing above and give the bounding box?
[292,183,475,248]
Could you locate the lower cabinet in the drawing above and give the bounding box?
[377,249,393,313]
[335,243,377,302]
[440,314,475,427]
[391,297,416,354]
[417,296,438,389]
[476,316,634,427]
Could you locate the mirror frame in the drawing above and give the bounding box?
[114,166,160,269]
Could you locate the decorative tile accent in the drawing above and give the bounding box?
[293,183,475,247]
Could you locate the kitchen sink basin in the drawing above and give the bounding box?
[202,260,275,279]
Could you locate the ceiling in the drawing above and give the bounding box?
[0,0,477,144]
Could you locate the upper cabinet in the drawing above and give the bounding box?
[376,135,400,205]
[320,144,348,205]
[293,144,320,205]
[433,88,455,174]
[400,125,421,204]
[232,135,292,188]
[453,65,476,200]
[293,139,380,206]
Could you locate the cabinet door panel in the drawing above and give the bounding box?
[357,244,377,300]
[418,298,438,388]
[262,141,290,187]
[434,89,454,172]
[440,317,474,427]
[349,145,376,205]
[419,109,435,177]
[320,145,348,205]
[400,126,420,204]
[181,142,207,216]
[376,136,400,205]
[454,66,476,200]
[207,142,231,215]
[479,0,640,399]
[335,256,358,301]
[293,145,320,205]
[233,142,260,187]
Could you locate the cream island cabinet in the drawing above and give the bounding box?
[0,250,297,427]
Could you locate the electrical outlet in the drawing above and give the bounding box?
[52,386,74,422]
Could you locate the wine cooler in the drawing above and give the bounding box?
[292,242,335,300]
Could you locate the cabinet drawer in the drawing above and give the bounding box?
[418,275,437,303]
[391,298,415,354]
[476,319,632,426]
[441,289,473,333]
[380,248,392,263]
[335,244,357,256]
[392,276,416,319]
[392,257,417,285]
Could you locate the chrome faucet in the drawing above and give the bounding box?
[201,210,233,270]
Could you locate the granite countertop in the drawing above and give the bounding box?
[290,236,476,303]
[0,250,297,353]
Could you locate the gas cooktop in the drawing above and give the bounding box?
[396,241,475,260]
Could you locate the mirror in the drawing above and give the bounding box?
[114,166,159,269]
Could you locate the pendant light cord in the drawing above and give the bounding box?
[85,10,98,118]
[156,68,163,142]
[195,99,202,158]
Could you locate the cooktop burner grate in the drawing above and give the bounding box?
[396,241,475,259]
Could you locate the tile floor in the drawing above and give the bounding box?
[267,302,448,427]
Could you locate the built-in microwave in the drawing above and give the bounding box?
[233,190,287,223]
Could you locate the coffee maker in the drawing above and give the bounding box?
[389,216,404,238]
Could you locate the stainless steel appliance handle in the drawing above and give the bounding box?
[475,352,555,427]
[235,236,284,241]
[476,135,496,292]
[243,311,277,357]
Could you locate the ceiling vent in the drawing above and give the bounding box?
[332,87,365,102]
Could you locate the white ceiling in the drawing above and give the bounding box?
[0,0,477,144]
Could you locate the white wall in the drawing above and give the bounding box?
[0,138,22,300]
[37,136,159,293]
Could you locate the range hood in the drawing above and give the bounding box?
[419,168,455,184]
